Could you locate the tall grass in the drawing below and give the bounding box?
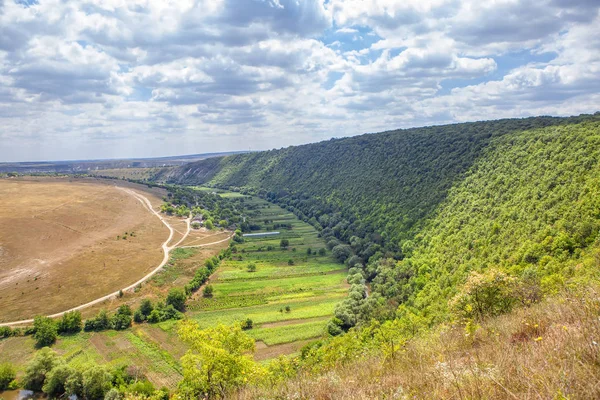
[236,286,600,399]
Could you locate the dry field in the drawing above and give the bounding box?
[0,177,170,322]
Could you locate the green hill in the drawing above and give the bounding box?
[159,113,600,324]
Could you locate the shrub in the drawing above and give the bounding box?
[166,288,187,312]
[0,363,15,390]
[57,311,82,334]
[203,285,214,298]
[34,316,58,348]
[318,248,327,256]
[280,239,289,249]
[247,262,257,272]
[133,310,145,323]
[450,269,518,320]
[241,319,253,330]
[139,299,154,317]
[0,326,13,338]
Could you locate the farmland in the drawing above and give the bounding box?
[185,193,348,358]
[0,184,347,388]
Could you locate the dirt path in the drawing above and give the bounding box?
[0,187,228,327]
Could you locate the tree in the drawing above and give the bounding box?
[332,244,352,263]
[178,321,258,399]
[288,259,294,265]
[247,262,257,272]
[203,285,214,298]
[318,248,327,256]
[57,311,82,334]
[0,363,15,390]
[280,239,289,249]
[23,347,60,390]
[34,316,58,348]
[139,299,154,317]
[166,288,187,312]
[133,310,145,323]
[82,365,113,400]
[306,247,312,255]
[205,220,214,230]
[43,364,75,397]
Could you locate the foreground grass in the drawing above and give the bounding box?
[236,286,600,399]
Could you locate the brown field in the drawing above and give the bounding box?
[0,177,170,322]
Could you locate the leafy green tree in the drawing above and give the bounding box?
[82,365,113,400]
[34,316,58,347]
[318,248,326,256]
[139,299,154,317]
[246,262,257,272]
[177,321,258,399]
[0,363,15,390]
[43,364,75,397]
[57,311,82,334]
[166,288,187,312]
[23,347,60,390]
[332,244,352,263]
[280,239,289,249]
[205,220,214,230]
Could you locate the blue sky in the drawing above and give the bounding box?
[0,0,599,162]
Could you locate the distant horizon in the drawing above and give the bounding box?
[1,0,598,162]
[3,111,599,164]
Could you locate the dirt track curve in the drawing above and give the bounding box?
[0,187,232,327]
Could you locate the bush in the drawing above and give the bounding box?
[166,288,187,312]
[318,248,327,256]
[34,316,58,348]
[0,326,12,338]
[133,310,145,323]
[0,363,15,390]
[139,299,154,317]
[280,239,289,249]
[247,263,257,272]
[57,311,82,334]
[241,318,253,330]
[450,269,518,320]
[203,285,214,298]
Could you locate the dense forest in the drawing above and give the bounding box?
[156,114,600,327]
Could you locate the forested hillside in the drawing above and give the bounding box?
[158,114,600,327]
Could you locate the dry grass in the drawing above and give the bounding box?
[0,177,168,321]
[237,287,600,399]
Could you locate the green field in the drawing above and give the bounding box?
[186,193,348,350]
[0,188,347,389]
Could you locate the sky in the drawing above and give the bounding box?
[1,0,599,162]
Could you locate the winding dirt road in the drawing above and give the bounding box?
[0,187,230,327]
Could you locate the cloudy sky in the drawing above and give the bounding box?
[1,0,599,162]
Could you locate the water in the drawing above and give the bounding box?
[0,390,44,400]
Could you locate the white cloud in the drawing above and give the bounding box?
[0,0,598,161]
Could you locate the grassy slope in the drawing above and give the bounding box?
[158,115,597,249]
[237,284,600,399]
[391,119,600,320]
